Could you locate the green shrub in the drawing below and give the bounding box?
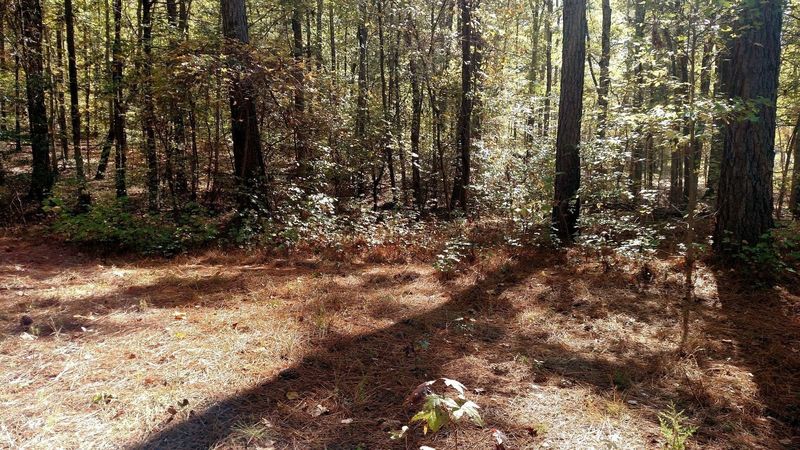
[46,198,218,255]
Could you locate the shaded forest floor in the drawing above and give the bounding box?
[1,230,799,449]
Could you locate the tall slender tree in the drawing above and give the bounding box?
[552,0,586,242]
[64,0,86,201]
[451,0,475,210]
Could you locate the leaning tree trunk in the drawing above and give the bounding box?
[713,0,782,253]
[551,0,586,242]
[220,0,266,201]
[20,0,53,200]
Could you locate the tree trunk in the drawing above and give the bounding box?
[597,0,611,139]
[789,117,800,218]
[140,0,159,211]
[713,0,782,253]
[707,38,730,195]
[112,0,126,198]
[409,49,423,210]
[451,0,474,211]
[65,0,86,192]
[20,0,53,200]
[551,0,586,242]
[291,4,308,178]
[355,0,368,198]
[629,0,645,197]
[221,0,266,198]
[54,23,70,166]
[541,0,553,137]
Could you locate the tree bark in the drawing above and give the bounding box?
[221,0,266,198]
[551,0,586,242]
[713,0,782,253]
[140,0,159,211]
[451,0,474,211]
[541,0,553,137]
[596,0,611,139]
[64,0,86,191]
[20,0,53,200]
[112,0,126,198]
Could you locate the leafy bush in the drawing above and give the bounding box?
[47,198,218,255]
[735,223,800,279]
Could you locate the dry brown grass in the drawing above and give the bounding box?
[0,230,798,449]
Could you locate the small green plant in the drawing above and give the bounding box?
[391,378,484,439]
[658,403,697,450]
[434,237,473,275]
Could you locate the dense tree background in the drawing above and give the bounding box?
[0,0,798,256]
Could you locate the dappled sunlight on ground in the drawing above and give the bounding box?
[0,235,797,449]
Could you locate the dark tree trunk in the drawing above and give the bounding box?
[329,2,336,73]
[707,38,731,195]
[713,0,782,253]
[291,4,308,178]
[409,50,423,210]
[221,0,266,197]
[20,0,53,200]
[629,0,645,197]
[112,0,126,198]
[451,0,474,211]
[65,0,86,190]
[551,0,586,242]
[141,0,159,211]
[54,23,70,165]
[526,0,542,141]
[541,0,553,137]
[789,118,800,218]
[355,0,368,198]
[596,0,610,139]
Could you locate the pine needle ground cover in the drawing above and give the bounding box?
[1,231,797,449]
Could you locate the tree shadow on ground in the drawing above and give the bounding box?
[709,270,800,447]
[130,252,560,449]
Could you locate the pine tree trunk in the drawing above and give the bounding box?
[140,0,159,211]
[597,0,611,139]
[551,0,586,242]
[54,24,70,165]
[451,0,474,211]
[20,0,53,200]
[221,0,266,198]
[713,0,782,253]
[542,0,553,137]
[789,118,800,218]
[65,0,86,191]
[291,4,308,178]
[112,0,126,198]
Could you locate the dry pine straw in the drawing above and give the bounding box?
[0,235,798,449]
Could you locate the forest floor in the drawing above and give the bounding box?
[1,229,799,449]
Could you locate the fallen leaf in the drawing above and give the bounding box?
[286,391,300,400]
[340,418,353,424]
[311,404,329,417]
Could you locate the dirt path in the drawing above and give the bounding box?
[1,234,797,449]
